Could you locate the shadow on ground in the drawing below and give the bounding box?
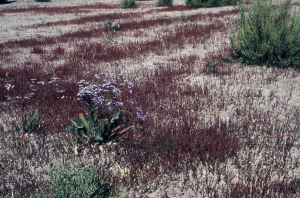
[0,0,17,4]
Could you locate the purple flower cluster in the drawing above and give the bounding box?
[136,108,147,121]
[77,73,147,120]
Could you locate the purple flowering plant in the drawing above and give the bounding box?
[68,73,147,144]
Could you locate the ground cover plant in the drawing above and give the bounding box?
[0,0,300,197]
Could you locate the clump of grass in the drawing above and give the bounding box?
[230,0,300,67]
[185,0,239,7]
[156,0,173,7]
[30,161,109,198]
[120,0,138,9]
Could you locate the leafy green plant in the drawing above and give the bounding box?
[156,0,173,7]
[106,21,122,31]
[17,108,39,150]
[120,0,138,9]
[230,0,300,67]
[185,0,239,7]
[207,61,218,74]
[30,162,109,198]
[18,109,39,134]
[68,110,132,144]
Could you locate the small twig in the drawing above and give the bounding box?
[117,125,133,136]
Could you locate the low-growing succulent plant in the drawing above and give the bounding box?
[18,109,39,134]
[68,109,133,144]
[16,108,39,150]
[206,61,218,74]
[106,21,122,31]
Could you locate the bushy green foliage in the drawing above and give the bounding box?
[30,163,109,198]
[156,0,173,7]
[120,0,138,9]
[185,0,239,7]
[230,0,300,67]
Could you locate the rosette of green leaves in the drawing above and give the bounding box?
[18,109,39,133]
[68,109,121,144]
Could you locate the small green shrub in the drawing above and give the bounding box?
[120,0,138,8]
[185,0,239,7]
[230,0,300,67]
[31,162,109,198]
[156,0,173,7]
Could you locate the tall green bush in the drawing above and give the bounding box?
[156,0,173,7]
[185,0,239,7]
[30,162,109,198]
[230,0,300,67]
[120,0,138,8]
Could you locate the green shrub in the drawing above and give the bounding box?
[185,0,239,7]
[30,162,109,198]
[156,0,173,7]
[120,0,138,8]
[230,0,300,67]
